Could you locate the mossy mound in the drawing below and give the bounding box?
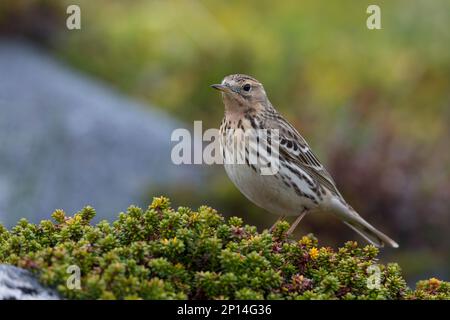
[0,197,448,300]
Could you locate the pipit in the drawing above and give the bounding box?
[211,74,398,248]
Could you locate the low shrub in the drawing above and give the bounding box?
[0,196,448,300]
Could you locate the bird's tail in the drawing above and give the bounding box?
[330,199,399,248]
[342,218,399,248]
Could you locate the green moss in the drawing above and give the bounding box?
[0,196,448,300]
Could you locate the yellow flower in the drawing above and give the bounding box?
[161,237,178,246]
[150,196,169,210]
[66,214,82,225]
[190,212,199,222]
[309,247,319,260]
[150,197,163,209]
[429,278,441,289]
[300,236,312,246]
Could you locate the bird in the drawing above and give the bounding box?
[211,74,398,248]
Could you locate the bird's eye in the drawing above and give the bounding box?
[243,84,251,92]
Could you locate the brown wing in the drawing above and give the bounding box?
[262,113,343,199]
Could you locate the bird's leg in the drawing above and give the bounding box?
[286,210,308,236]
[269,215,286,233]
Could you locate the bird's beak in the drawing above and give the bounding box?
[210,84,232,93]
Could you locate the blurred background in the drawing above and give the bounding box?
[0,0,449,285]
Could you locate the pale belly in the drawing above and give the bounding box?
[224,162,318,216]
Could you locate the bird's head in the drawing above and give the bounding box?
[211,74,269,114]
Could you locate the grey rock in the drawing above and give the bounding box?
[0,264,59,300]
[0,39,202,227]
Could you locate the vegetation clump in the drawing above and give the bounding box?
[0,197,448,300]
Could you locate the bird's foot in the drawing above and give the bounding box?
[269,215,286,233]
[286,211,307,236]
